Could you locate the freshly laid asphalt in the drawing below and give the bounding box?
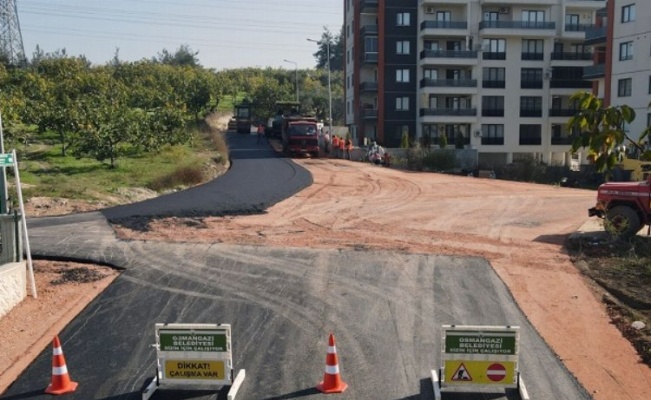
[2,133,591,400]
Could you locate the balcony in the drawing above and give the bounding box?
[564,23,595,32]
[362,109,378,119]
[483,52,506,60]
[361,52,378,64]
[550,79,593,88]
[519,137,542,145]
[551,52,593,61]
[551,136,574,145]
[420,78,477,88]
[521,52,544,61]
[479,20,556,31]
[520,109,543,117]
[420,49,477,59]
[482,108,504,117]
[420,21,468,34]
[420,108,477,117]
[360,81,378,92]
[360,25,378,36]
[481,0,556,4]
[360,0,378,12]
[482,79,506,89]
[521,80,543,89]
[564,0,606,10]
[549,108,579,117]
[583,63,605,79]
[585,27,606,45]
[482,137,504,145]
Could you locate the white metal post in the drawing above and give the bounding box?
[12,149,36,298]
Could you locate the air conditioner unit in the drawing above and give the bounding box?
[425,7,435,14]
[498,7,510,14]
[474,130,483,138]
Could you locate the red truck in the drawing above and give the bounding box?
[589,174,651,237]
[281,117,320,158]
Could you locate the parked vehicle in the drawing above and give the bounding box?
[589,173,651,237]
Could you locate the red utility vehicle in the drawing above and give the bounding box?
[281,118,319,158]
[589,174,651,237]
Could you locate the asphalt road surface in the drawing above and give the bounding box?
[3,134,591,400]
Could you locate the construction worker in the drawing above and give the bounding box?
[337,135,345,158]
[345,137,353,160]
[332,135,340,158]
[256,123,265,144]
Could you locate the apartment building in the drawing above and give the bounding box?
[345,0,605,168]
[585,1,651,142]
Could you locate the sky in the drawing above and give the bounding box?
[17,0,343,70]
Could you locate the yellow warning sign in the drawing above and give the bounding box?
[164,360,225,380]
[444,360,516,386]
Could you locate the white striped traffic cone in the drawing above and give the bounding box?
[45,335,78,395]
[316,333,348,393]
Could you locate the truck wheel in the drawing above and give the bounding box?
[605,206,641,238]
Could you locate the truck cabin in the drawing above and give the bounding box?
[286,122,318,137]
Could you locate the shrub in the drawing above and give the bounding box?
[423,149,456,171]
[147,165,204,191]
[438,134,448,149]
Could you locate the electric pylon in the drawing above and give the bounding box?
[0,0,26,66]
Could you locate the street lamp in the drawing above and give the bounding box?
[307,38,332,137]
[283,59,299,102]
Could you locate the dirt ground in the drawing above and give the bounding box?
[2,147,651,399]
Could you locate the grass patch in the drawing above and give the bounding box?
[13,114,228,205]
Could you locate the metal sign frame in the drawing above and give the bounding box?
[155,323,233,386]
[441,325,520,389]
[143,323,246,400]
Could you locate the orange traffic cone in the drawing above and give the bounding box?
[316,333,348,393]
[45,335,78,395]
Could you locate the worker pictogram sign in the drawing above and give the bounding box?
[450,363,472,381]
[486,363,506,382]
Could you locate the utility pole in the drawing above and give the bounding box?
[307,38,333,135]
[283,59,299,103]
[0,0,27,66]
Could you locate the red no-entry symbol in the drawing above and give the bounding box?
[486,363,506,382]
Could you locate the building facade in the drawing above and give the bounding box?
[586,0,651,143]
[345,0,607,168]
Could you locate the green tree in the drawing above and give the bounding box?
[568,91,649,173]
[311,26,344,71]
[155,44,201,67]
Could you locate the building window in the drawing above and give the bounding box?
[397,12,410,26]
[519,124,542,145]
[618,78,632,97]
[483,38,506,59]
[565,14,580,31]
[520,96,542,117]
[481,124,504,145]
[619,41,633,61]
[396,69,410,83]
[622,4,635,23]
[482,96,504,117]
[522,39,544,60]
[397,41,410,55]
[521,68,543,89]
[482,67,505,88]
[396,97,409,110]
[424,69,438,80]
